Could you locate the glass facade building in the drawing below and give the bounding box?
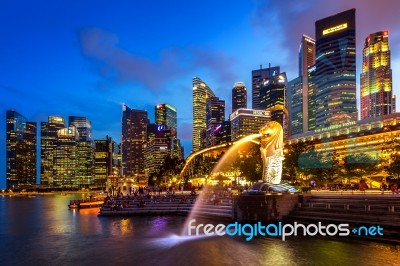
[6,110,37,189]
[192,77,215,152]
[121,104,148,177]
[40,116,66,185]
[230,109,271,141]
[360,31,393,119]
[288,35,316,136]
[155,103,177,135]
[315,9,357,128]
[206,96,225,147]
[252,65,280,110]
[232,82,247,113]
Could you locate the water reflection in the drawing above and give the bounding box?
[1,195,400,266]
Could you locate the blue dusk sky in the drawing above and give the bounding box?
[1,0,400,188]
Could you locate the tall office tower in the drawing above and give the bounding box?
[6,110,37,189]
[54,126,79,187]
[252,65,280,110]
[230,109,271,141]
[121,104,148,177]
[288,35,316,136]
[315,9,356,128]
[155,104,177,132]
[232,82,247,113]
[307,65,317,131]
[192,77,215,152]
[69,116,94,188]
[69,116,92,141]
[41,116,65,185]
[259,73,288,136]
[206,96,225,147]
[360,31,393,119]
[222,120,231,143]
[143,127,177,176]
[94,135,121,189]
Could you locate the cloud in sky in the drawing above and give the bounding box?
[78,27,238,94]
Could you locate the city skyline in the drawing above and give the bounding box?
[1,1,400,188]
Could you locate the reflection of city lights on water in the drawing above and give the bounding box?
[151,217,168,232]
[149,234,211,248]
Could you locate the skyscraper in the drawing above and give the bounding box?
[121,104,148,177]
[230,109,271,141]
[232,82,247,113]
[288,35,315,136]
[54,126,79,187]
[41,116,65,185]
[69,116,92,141]
[94,135,121,189]
[155,104,177,132]
[315,9,356,128]
[206,96,225,147]
[69,116,94,188]
[252,65,280,110]
[360,31,393,119]
[259,73,288,136]
[192,77,215,152]
[6,110,37,189]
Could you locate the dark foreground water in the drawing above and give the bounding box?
[0,194,399,266]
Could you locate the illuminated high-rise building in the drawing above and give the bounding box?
[252,65,280,110]
[94,136,121,189]
[307,64,317,131]
[259,73,288,136]
[6,110,37,189]
[192,77,215,152]
[41,116,65,185]
[230,109,271,141]
[360,31,393,119]
[69,116,94,188]
[69,116,92,141]
[54,126,79,187]
[155,104,177,133]
[288,35,315,136]
[315,9,356,128]
[121,104,148,177]
[232,82,247,113]
[206,96,225,147]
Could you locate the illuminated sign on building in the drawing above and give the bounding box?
[322,23,348,35]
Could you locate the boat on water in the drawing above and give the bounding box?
[68,196,105,209]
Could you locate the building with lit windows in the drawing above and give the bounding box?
[288,35,316,136]
[54,126,79,187]
[144,124,182,176]
[6,110,37,189]
[259,73,288,136]
[307,64,317,131]
[41,116,66,185]
[252,65,280,110]
[155,103,177,133]
[360,31,394,119]
[230,108,271,141]
[94,136,121,189]
[232,82,247,113]
[121,104,148,177]
[69,116,94,188]
[315,9,357,128]
[192,77,215,152]
[206,96,225,147]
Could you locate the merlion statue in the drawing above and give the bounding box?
[259,121,284,184]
